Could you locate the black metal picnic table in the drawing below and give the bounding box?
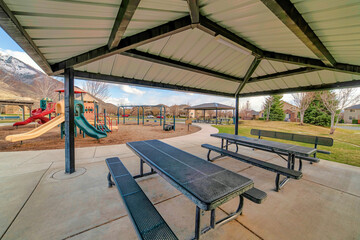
[211,133,317,186]
[126,139,256,239]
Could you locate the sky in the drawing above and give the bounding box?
[0,27,309,110]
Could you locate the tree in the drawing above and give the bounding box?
[304,94,331,127]
[320,89,359,134]
[82,81,110,101]
[169,105,180,117]
[263,96,274,121]
[292,92,315,125]
[32,76,60,100]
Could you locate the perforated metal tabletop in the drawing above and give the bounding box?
[211,133,316,157]
[126,140,254,210]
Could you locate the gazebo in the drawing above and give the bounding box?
[1,0,360,173]
[185,103,235,124]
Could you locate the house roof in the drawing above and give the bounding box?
[1,0,360,97]
[345,104,360,110]
[185,103,235,110]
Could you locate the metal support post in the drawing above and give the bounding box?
[64,68,75,174]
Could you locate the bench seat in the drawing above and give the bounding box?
[106,157,178,240]
[202,144,302,191]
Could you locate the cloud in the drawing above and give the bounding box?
[0,48,44,72]
[118,85,145,96]
[106,97,130,106]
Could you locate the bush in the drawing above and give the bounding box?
[339,119,344,123]
[258,117,265,120]
[352,119,359,124]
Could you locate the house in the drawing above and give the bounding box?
[241,110,260,120]
[344,104,360,123]
[259,101,299,122]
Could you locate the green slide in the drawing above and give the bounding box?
[75,113,107,139]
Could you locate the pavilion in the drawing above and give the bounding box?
[185,102,235,124]
[1,0,360,173]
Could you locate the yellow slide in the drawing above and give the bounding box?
[6,101,65,143]
[5,114,64,142]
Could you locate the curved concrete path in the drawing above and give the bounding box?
[0,124,359,240]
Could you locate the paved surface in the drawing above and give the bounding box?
[0,124,359,240]
[337,125,360,131]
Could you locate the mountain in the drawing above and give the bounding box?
[0,51,117,112]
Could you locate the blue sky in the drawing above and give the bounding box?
[0,27,289,110]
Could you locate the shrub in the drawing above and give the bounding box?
[352,119,359,124]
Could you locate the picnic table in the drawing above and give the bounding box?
[125,139,266,239]
[210,133,316,189]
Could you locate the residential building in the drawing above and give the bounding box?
[344,104,360,123]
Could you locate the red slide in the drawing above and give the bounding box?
[13,105,55,127]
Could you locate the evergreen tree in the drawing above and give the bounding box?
[304,93,331,127]
[264,95,285,121]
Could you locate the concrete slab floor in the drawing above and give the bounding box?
[0,123,359,240]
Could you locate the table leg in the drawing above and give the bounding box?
[140,159,143,176]
[221,139,224,149]
[226,140,229,150]
[194,206,202,240]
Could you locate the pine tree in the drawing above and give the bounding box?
[264,95,285,121]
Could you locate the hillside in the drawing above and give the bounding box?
[0,51,116,111]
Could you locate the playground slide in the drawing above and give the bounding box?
[6,114,65,142]
[75,114,107,139]
[13,107,54,126]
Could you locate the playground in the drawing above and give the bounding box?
[0,122,199,152]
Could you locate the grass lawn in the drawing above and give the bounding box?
[213,120,360,167]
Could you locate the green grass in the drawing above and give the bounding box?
[213,120,360,167]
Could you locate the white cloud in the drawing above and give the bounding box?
[106,97,130,106]
[119,85,145,96]
[0,48,44,72]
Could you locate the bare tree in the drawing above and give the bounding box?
[292,92,315,125]
[320,89,360,134]
[169,105,180,117]
[263,96,275,121]
[82,81,110,101]
[33,76,60,100]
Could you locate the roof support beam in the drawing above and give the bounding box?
[51,16,192,75]
[235,57,262,95]
[122,49,244,83]
[249,67,318,83]
[0,0,52,74]
[239,80,360,98]
[260,0,336,67]
[198,15,263,57]
[263,51,360,75]
[108,0,141,49]
[186,0,200,25]
[73,70,234,98]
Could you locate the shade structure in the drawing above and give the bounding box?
[0,0,360,97]
[185,103,235,111]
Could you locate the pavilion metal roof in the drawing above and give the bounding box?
[1,0,360,98]
[185,102,235,110]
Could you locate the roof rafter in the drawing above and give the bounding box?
[248,67,319,83]
[235,57,262,95]
[186,0,200,25]
[122,49,244,83]
[260,0,336,67]
[51,16,192,75]
[107,0,141,49]
[0,0,52,74]
[239,79,360,97]
[73,70,234,98]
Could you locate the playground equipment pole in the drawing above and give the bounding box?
[173,115,176,131]
[141,106,144,125]
[117,107,119,125]
[123,107,125,124]
[160,106,162,126]
[137,107,139,125]
[163,107,166,130]
[104,108,107,128]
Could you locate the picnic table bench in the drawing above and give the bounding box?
[107,140,267,239]
[250,129,333,163]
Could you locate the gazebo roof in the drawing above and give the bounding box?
[185,103,234,110]
[1,0,360,97]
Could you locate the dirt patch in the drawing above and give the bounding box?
[0,123,200,152]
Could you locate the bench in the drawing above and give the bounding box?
[106,157,178,240]
[250,129,333,163]
[202,144,302,191]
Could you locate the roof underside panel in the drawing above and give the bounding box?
[4,0,121,64]
[291,0,360,65]
[137,28,255,78]
[199,0,318,59]
[123,0,189,37]
[242,70,360,94]
[75,54,240,94]
[253,60,302,77]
